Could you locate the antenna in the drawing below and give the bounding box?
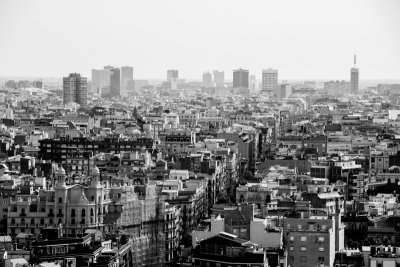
[354,54,357,66]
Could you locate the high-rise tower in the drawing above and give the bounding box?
[121,66,133,96]
[233,69,249,88]
[110,68,121,97]
[262,69,278,94]
[202,72,213,88]
[213,70,225,87]
[167,69,179,82]
[63,73,87,106]
[350,54,359,95]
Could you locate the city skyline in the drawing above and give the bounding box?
[0,0,399,80]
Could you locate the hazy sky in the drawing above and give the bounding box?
[0,0,399,80]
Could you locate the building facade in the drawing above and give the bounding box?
[262,69,278,95]
[63,73,87,106]
[233,69,249,89]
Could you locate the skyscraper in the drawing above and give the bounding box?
[110,68,121,97]
[203,72,213,88]
[121,66,133,96]
[213,70,225,87]
[350,55,359,95]
[92,67,111,96]
[262,69,278,94]
[167,69,179,82]
[249,75,256,92]
[63,73,87,106]
[91,69,101,94]
[233,69,249,88]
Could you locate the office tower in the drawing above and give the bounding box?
[63,73,87,106]
[262,69,278,94]
[167,69,179,82]
[92,68,111,96]
[203,72,213,88]
[110,68,121,97]
[233,69,249,88]
[213,70,225,87]
[121,66,133,96]
[249,75,256,92]
[91,69,101,94]
[350,55,359,95]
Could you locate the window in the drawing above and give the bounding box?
[301,246,307,251]
[318,247,324,252]
[318,257,324,262]
[300,256,307,262]
[289,256,294,261]
[301,236,307,241]
[290,236,294,242]
[298,224,302,230]
[81,209,86,216]
[318,237,325,243]
[289,246,294,251]
[71,209,75,217]
[58,197,62,203]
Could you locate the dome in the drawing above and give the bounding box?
[92,166,100,175]
[58,167,66,175]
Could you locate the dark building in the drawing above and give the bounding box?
[233,68,249,89]
[110,68,121,97]
[39,137,154,164]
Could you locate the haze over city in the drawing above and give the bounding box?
[0,0,399,80]
[3,1,400,267]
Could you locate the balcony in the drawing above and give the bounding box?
[56,213,64,217]
[48,213,55,217]
[20,213,27,217]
